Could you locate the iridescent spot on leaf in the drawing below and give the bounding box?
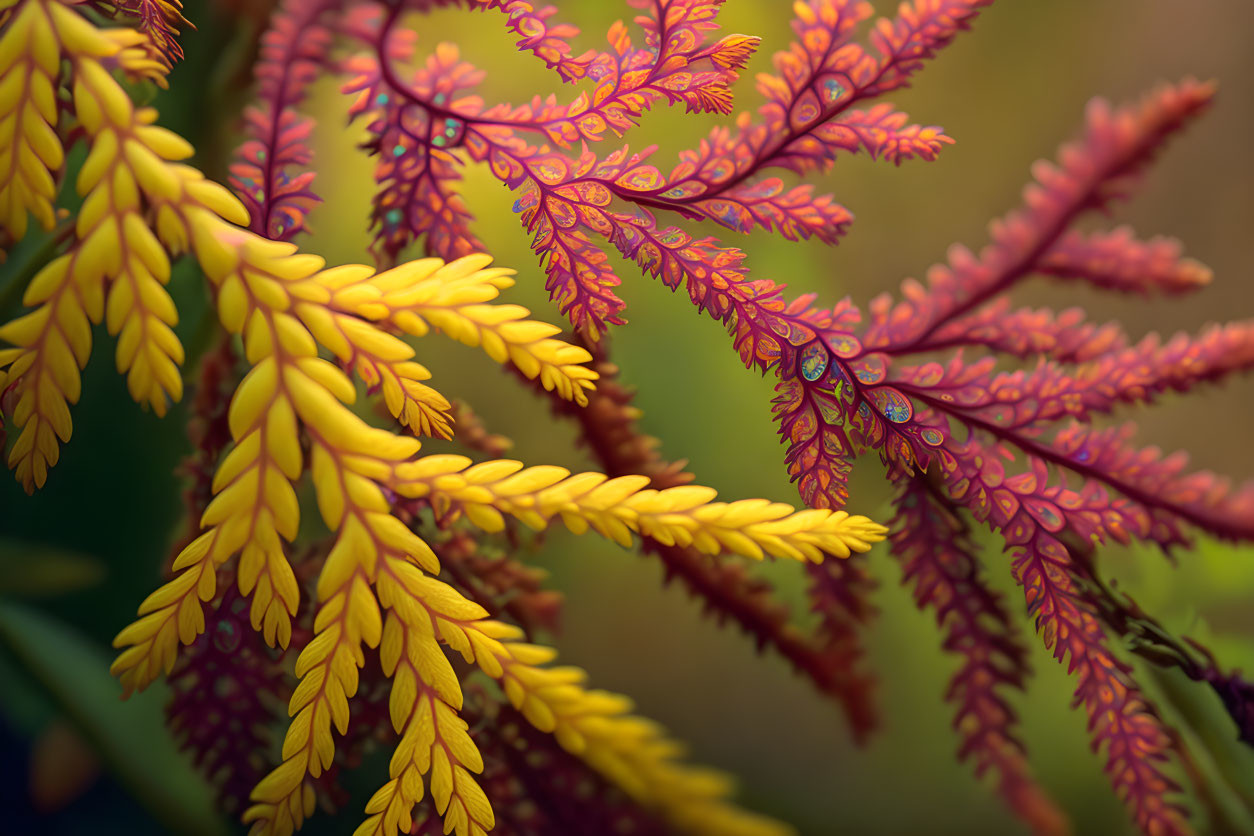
[826,332,862,358]
[920,427,944,446]
[853,354,887,385]
[535,160,568,184]
[616,166,664,191]
[213,620,242,653]
[822,77,846,104]
[661,181,706,199]
[800,342,829,381]
[512,190,538,214]
[1024,499,1065,532]
[867,386,913,423]
[702,199,748,231]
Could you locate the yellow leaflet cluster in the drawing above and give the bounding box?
[0,4,889,836]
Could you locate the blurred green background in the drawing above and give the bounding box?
[2,1,1253,834]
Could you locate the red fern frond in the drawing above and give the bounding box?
[891,477,1067,835]
[934,437,1191,833]
[814,104,953,164]
[1013,534,1189,836]
[350,39,485,262]
[804,556,879,743]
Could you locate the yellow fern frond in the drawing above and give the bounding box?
[356,558,494,836]
[294,286,454,438]
[405,589,793,836]
[391,456,887,562]
[312,256,599,406]
[243,525,381,836]
[0,0,61,239]
[0,5,187,488]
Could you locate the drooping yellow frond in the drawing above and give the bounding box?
[0,5,187,489]
[354,557,495,836]
[0,0,61,240]
[390,455,888,562]
[389,576,794,836]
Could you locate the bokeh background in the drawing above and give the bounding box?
[2,1,1253,834]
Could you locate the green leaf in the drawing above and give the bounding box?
[0,538,105,598]
[0,601,229,836]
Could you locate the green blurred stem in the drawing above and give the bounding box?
[0,220,74,317]
[1145,666,1254,835]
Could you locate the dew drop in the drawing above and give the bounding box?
[823,78,846,104]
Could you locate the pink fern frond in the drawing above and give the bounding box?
[466,0,595,82]
[814,104,954,165]
[932,437,1191,833]
[866,0,993,95]
[1039,226,1212,295]
[865,79,1216,352]
[350,40,485,262]
[1052,423,1254,545]
[939,320,1254,428]
[913,301,1128,362]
